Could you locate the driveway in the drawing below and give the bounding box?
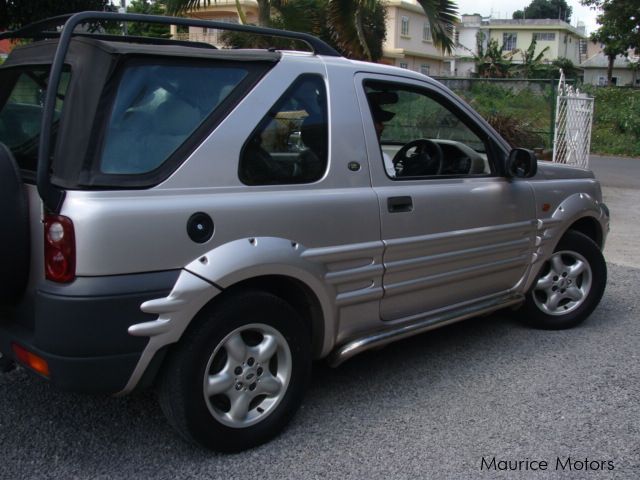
[590,154,640,269]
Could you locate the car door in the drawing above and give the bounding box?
[355,73,537,321]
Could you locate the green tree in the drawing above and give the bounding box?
[220,0,387,61]
[126,0,171,38]
[327,0,458,60]
[515,38,550,78]
[582,0,640,85]
[469,33,514,78]
[512,0,572,22]
[164,0,458,62]
[0,0,108,30]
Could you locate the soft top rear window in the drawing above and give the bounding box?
[0,66,70,173]
[99,61,249,175]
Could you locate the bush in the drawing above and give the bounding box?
[454,81,553,149]
[584,86,640,157]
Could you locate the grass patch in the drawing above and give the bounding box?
[454,82,553,149]
[452,81,640,157]
[584,87,640,157]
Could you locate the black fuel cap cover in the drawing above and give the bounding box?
[187,212,214,243]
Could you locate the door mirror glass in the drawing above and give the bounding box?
[507,148,537,178]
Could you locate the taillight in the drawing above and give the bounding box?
[12,343,50,378]
[44,214,76,283]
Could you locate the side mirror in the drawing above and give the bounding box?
[506,148,537,178]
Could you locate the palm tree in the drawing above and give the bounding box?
[164,0,458,62]
[515,38,550,79]
[328,0,457,61]
[464,33,512,78]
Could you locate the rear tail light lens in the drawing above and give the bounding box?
[12,343,50,378]
[44,214,76,283]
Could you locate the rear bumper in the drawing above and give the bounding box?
[0,270,179,394]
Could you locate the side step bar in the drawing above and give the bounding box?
[328,293,524,367]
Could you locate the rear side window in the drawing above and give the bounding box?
[0,67,70,172]
[100,62,249,175]
[239,74,328,185]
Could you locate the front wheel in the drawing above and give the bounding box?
[158,290,311,452]
[520,230,606,330]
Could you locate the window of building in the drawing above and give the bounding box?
[401,16,410,36]
[420,64,430,76]
[422,22,432,42]
[533,32,555,41]
[239,75,328,185]
[399,62,409,69]
[579,39,588,55]
[502,33,517,51]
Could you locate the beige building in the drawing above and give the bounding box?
[380,0,451,76]
[453,17,589,77]
[581,52,640,86]
[172,0,260,45]
[487,19,587,65]
[178,0,452,76]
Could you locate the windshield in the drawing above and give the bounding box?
[0,66,70,172]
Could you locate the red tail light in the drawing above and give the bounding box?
[12,343,50,378]
[44,214,76,283]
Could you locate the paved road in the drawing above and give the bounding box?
[590,155,640,190]
[590,155,640,269]
[1,156,639,479]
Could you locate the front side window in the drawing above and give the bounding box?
[100,62,249,174]
[0,67,70,172]
[239,75,328,185]
[365,81,492,179]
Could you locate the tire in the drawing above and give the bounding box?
[0,143,30,304]
[158,290,311,452]
[520,230,606,330]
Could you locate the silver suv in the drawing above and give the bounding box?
[0,12,609,452]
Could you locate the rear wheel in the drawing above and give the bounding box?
[520,230,606,330]
[158,290,310,452]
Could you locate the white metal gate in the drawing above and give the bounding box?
[552,71,594,168]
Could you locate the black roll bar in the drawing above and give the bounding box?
[1,11,340,213]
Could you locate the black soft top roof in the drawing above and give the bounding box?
[3,36,282,68]
[1,36,280,194]
[2,10,324,212]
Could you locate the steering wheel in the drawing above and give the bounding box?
[392,139,443,177]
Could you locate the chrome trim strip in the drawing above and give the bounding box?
[324,263,384,284]
[328,293,524,367]
[384,220,535,249]
[301,241,382,262]
[383,255,530,296]
[384,238,531,273]
[335,285,384,307]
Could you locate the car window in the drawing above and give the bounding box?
[239,74,328,185]
[100,62,249,175]
[0,67,70,172]
[364,81,492,179]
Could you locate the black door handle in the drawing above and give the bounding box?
[387,196,413,213]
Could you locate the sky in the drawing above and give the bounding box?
[455,0,602,34]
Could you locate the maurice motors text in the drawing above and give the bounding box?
[481,456,615,472]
